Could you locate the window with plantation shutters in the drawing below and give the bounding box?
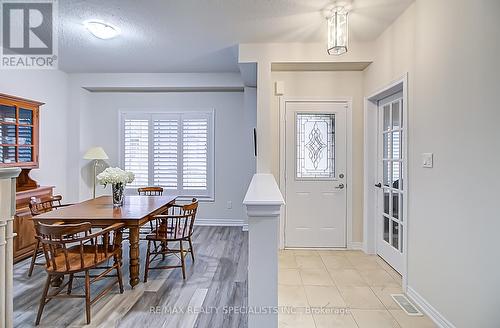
[153,119,178,190]
[182,117,209,190]
[121,111,214,198]
[123,119,149,187]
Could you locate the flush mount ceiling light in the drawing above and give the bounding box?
[325,1,351,56]
[84,20,120,40]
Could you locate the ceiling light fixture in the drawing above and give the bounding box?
[326,1,351,56]
[84,20,120,40]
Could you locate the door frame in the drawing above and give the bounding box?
[278,97,354,250]
[363,74,408,291]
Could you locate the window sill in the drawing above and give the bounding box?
[175,196,215,203]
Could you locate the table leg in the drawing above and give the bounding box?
[114,228,123,266]
[129,226,140,288]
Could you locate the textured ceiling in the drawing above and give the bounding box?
[58,0,414,73]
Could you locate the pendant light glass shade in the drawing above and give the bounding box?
[327,7,349,55]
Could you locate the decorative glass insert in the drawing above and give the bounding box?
[296,113,335,179]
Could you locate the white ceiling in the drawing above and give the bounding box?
[59,0,414,73]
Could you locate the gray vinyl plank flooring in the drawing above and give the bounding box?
[13,226,248,328]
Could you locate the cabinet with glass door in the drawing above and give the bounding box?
[0,93,42,169]
[0,93,49,263]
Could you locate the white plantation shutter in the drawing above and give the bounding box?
[182,117,209,191]
[123,118,149,187]
[153,118,178,189]
[121,111,214,198]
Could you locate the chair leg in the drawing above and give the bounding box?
[161,241,166,261]
[28,240,40,277]
[67,274,74,295]
[149,221,158,250]
[115,256,124,293]
[144,240,151,283]
[84,270,91,324]
[35,274,51,325]
[188,237,195,262]
[179,240,186,279]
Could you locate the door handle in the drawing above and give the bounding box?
[375,183,382,188]
[335,183,345,190]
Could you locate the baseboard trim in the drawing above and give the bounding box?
[195,218,245,227]
[407,286,455,328]
[348,241,363,250]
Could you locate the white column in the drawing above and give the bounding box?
[243,174,284,328]
[0,168,21,328]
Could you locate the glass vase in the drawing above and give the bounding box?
[112,183,124,207]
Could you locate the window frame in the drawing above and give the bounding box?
[119,109,215,201]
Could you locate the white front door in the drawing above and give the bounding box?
[376,92,405,273]
[285,101,347,248]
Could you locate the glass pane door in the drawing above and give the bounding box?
[377,92,405,274]
[382,99,404,253]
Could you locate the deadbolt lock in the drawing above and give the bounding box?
[339,173,344,179]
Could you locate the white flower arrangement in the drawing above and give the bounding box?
[96,167,135,186]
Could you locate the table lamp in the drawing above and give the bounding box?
[83,146,109,198]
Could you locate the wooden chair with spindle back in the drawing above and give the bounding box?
[28,196,72,277]
[34,221,125,325]
[143,198,198,282]
[137,186,164,196]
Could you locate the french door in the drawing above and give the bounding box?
[376,92,405,273]
[285,101,347,248]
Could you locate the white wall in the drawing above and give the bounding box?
[362,0,416,255]
[239,43,375,244]
[0,71,256,225]
[363,3,415,97]
[364,1,500,326]
[410,0,500,326]
[76,90,255,223]
[239,43,374,176]
[0,70,69,197]
[271,71,364,242]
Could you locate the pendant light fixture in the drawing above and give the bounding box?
[326,1,351,55]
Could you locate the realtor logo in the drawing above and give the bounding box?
[1,0,58,68]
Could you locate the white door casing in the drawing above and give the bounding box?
[376,91,405,273]
[284,101,347,248]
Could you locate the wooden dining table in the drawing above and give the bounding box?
[33,195,176,288]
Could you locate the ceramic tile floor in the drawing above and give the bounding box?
[278,250,437,328]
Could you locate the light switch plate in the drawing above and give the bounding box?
[275,81,285,95]
[422,153,433,168]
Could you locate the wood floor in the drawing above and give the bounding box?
[13,226,248,328]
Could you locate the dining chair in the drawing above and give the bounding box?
[28,196,72,277]
[143,198,198,282]
[137,186,164,196]
[34,221,125,325]
[137,186,165,238]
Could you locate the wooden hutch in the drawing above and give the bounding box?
[0,93,54,262]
